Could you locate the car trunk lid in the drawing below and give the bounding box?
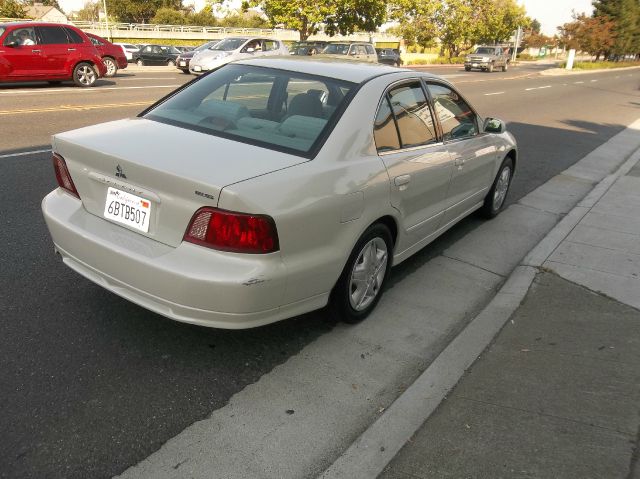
[53,118,306,248]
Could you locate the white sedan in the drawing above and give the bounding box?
[42,58,517,329]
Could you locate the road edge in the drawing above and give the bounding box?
[319,128,640,479]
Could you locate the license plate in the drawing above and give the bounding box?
[103,187,151,233]
[179,61,186,66]
[193,65,201,72]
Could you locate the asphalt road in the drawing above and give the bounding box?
[1,62,639,479]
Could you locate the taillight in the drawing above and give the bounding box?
[184,207,279,254]
[52,153,80,199]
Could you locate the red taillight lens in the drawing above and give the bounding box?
[184,207,279,254]
[52,153,80,199]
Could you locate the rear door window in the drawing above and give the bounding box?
[387,82,437,148]
[38,26,70,45]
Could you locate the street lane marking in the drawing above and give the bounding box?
[525,85,552,91]
[484,92,505,96]
[0,148,51,158]
[574,81,585,84]
[0,84,181,95]
[591,79,598,82]
[0,100,151,116]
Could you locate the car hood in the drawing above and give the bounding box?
[53,118,307,247]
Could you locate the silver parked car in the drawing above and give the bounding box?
[189,37,288,74]
[42,58,516,329]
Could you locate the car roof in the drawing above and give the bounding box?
[0,21,79,28]
[235,57,435,84]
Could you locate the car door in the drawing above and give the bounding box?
[426,82,500,224]
[35,25,73,76]
[374,80,455,244]
[365,44,377,63]
[1,26,46,79]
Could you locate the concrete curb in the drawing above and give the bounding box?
[319,130,640,479]
[540,65,640,76]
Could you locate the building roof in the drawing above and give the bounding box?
[25,5,65,20]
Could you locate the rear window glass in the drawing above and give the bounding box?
[144,64,356,157]
[65,27,84,44]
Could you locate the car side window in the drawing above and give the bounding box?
[366,45,375,55]
[4,26,37,46]
[142,46,152,53]
[388,82,437,148]
[38,26,70,45]
[263,40,278,51]
[64,28,84,44]
[427,83,478,141]
[374,96,401,153]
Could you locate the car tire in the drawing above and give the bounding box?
[393,61,399,67]
[180,69,190,74]
[465,66,471,71]
[103,57,117,77]
[487,62,494,73]
[480,157,513,219]
[72,62,98,87]
[329,223,393,324]
[167,59,176,67]
[502,62,508,72]
[136,58,144,66]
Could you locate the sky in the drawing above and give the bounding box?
[58,0,595,36]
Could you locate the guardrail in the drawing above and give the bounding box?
[0,17,399,42]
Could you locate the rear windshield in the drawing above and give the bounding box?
[474,48,495,54]
[144,64,356,157]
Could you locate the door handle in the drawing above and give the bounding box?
[67,48,76,51]
[31,49,41,53]
[394,175,411,190]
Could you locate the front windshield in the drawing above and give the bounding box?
[323,44,349,55]
[474,48,494,54]
[211,38,247,51]
[144,64,356,156]
[196,40,219,52]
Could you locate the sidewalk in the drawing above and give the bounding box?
[379,159,640,477]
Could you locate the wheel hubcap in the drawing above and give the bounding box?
[493,166,511,210]
[77,66,95,85]
[105,60,115,75]
[349,237,388,312]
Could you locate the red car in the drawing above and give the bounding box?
[86,33,127,77]
[0,22,106,87]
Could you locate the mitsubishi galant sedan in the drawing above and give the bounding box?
[42,58,517,329]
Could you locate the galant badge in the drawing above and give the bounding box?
[115,164,127,179]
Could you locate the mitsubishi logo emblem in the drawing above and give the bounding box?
[115,164,127,179]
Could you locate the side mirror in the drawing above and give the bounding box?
[484,117,505,134]
[6,41,19,47]
[245,47,255,53]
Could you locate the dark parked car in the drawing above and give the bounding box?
[132,44,180,66]
[176,40,219,74]
[375,48,402,66]
[289,41,328,56]
[0,22,106,87]
[86,33,127,77]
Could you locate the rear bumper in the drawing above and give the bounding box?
[42,189,326,328]
[117,57,128,69]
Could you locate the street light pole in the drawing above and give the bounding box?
[102,0,110,41]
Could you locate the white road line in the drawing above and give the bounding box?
[575,81,585,84]
[615,76,620,79]
[591,79,598,82]
[525,85,552,91]
[484,92,505,96]
[0,148,51,159]
[0,84,181,95]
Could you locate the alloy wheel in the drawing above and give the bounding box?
[348,237,388,312]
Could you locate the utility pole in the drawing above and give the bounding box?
[102,0,111,41]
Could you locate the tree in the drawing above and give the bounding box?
[219,10,269,28]
[38,0,64,13]
[246,0,387,41]
[558,13,616,59]
[388,0,441,48]
[73,0,100,21]
[476,0,528,44]
[152,7,187,24]
[0,0,27,18]
[530,18,541,34]
[109,0,183,23]
[594,0,640,57]
[188,4,218,26]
